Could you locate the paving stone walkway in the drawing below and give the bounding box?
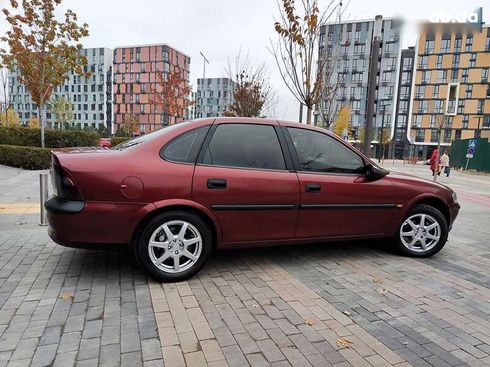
[0,163,489,366]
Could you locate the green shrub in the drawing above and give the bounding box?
[0,126,100,148]
[111,136,130,146]
[0,145,51,170]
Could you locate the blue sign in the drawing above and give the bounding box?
[466,139,477,158]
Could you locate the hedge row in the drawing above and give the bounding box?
[0,126,100,148]
[0,145,51,170]
[111,136,131,146]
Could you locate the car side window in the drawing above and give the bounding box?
[161,126,209,163]
[202,124,286,170]
[287,127,365,174]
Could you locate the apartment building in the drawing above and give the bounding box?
[317,16,402,143]
[392,48,415,158]
[112,44,191,134]
[9,47,113,129]
[195,78,234,118]
[409,24,490,158]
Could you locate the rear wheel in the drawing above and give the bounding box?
[392,204,448,257]
[135,211,212,281]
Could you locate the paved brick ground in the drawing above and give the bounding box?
[0,163,489,366]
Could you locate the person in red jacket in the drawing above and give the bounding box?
[429,148,440,176]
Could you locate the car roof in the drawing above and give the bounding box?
[194,117,334,135]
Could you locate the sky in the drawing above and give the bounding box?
[0,0,488,121]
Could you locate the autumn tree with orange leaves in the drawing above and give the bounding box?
[0,0,89,147]
[224,49,275,118]
[152,68,193,126]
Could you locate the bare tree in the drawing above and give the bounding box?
[0,67,16,125]
[225,49,276,118]
[271,0,343,124]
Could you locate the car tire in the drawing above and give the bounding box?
[135,211,213,282]
[392,204,448,258]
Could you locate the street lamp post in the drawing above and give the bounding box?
[378,103,389,163]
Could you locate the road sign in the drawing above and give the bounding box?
[466,139,477,158]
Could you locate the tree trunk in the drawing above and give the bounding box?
[306,105,312,125]
[298,103,303,123]
[38,106,45,148]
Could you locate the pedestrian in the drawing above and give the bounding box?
[429,148,440,176]
[440,151,450,177]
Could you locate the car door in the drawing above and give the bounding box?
[284,126,396,239]
[192,121,300,244]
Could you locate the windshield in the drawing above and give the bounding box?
[112,120,195,151]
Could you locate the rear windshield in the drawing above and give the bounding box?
[112,120,195,150]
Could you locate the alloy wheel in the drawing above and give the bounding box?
[399,213,441,253]
[148,220,202,273]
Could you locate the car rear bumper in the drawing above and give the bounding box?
[45,196,155,247]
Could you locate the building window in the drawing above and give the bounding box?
[452,54,459,68]
[454,37,462,52]
[415,129,425,142]
[433,85,439,98]
[465,85,473,98]
[429,115,436,128]
[443,129,452,143]
[422,70,431,84]
[431,129,439,142]
[413,114,422,127]
[384,42,395,54]
[354,44,365,55]
[418,55,428,69]
[351,100,361,111]
[433,100,444,114]
[401,71,411,84]
[436,70,447,83]
[469,53,477,68]
[450,69,458,82]
[440,39,451,53]
[461,69,468,83]
[382,71,392,83]
[477,99,484,114]
[398,100,409,113]
[436,55,443,68]
[462,115,469,128]
[424,39,434,53]
[403,56,413,71]
[400,86,410,99]
[457,100,465,114]
[483,116,490,128]
[465,35,473,52]
[482,68,489,82]
[418,100,428,113]
[415,85,426,98]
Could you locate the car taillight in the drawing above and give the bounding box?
[51,155,83,201]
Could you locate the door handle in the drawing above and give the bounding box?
[207,179,227,189]
[305,183,321,192]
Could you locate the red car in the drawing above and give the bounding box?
[45,118,460,281]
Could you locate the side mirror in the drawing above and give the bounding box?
[365,164,388,181]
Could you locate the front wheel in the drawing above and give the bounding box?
[392,204,448,257]
[135,211,213,282]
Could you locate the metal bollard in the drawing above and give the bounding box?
[40,173,48,226]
